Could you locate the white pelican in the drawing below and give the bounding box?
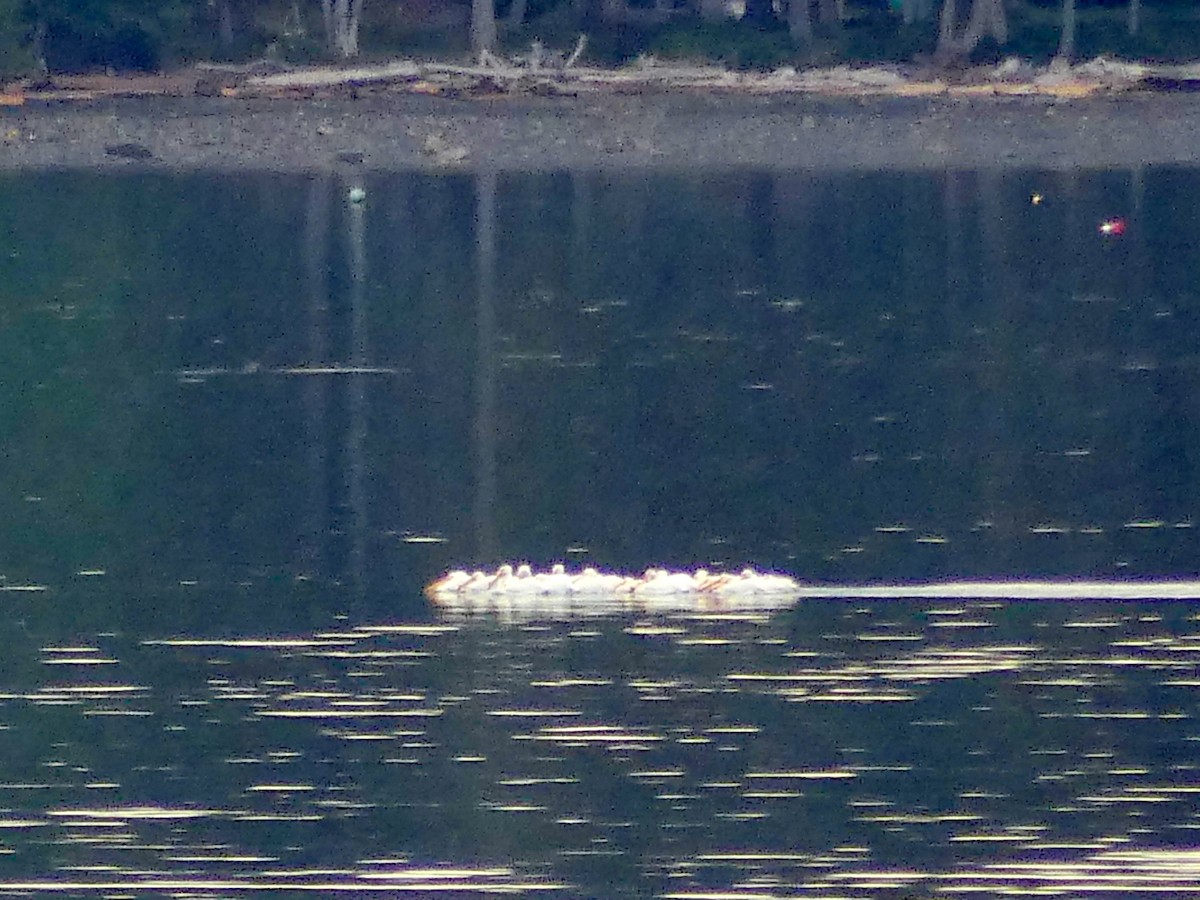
[423,564,801,608]
[571,566,631,594]
[705,568,800,597]
[502,564,542,596]
[734,567,801,594]
[532,563,575,595]
[427,571,472,600]
[461,570,496,593]
[426,569,472,597]
[633,569,702,596]
[751,572,801,594]
[488,564,517,593]
[707,569,761,597]
[493,564,546,603]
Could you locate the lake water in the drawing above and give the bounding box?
[2,167,1200,898]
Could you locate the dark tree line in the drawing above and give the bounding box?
[0,0,1190,76]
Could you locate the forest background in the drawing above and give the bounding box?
[0,0,1197,80]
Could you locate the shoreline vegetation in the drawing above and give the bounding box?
[3,3,1200,173]
[2,0,1200,81]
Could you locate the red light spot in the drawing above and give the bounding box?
[1099,218,1126,236]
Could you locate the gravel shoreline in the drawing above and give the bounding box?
[3,92,1200,172]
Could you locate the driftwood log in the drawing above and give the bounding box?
[5,56,1197,104]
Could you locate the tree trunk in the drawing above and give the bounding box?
[936,0,958,59]
[347,0,365,57]
[960,0,1007,52]
[601,0,630,21]
[321,0,365,57]
[817,0,841,26]
[937,0,1006,58]
[472,0,497,58]
[320,0,334,49]
[1127,0,1139,36]
[216,0,235,51]
[788,0,812,42]
[506,0,528,27]
[905,0,934,24]
[1057,0,1075,61]
[30,16,49,75]
[743,0,776,26]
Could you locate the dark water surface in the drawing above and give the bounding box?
[2,168,1200,897]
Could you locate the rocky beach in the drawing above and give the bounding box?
[2,61,1200,172]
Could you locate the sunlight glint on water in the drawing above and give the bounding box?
[2,168,1200,896]
[0,597,1198,895]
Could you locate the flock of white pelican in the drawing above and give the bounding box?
[426,564,801,604]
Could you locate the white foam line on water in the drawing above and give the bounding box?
[794,581,1200,600]
[0,881,568,893]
